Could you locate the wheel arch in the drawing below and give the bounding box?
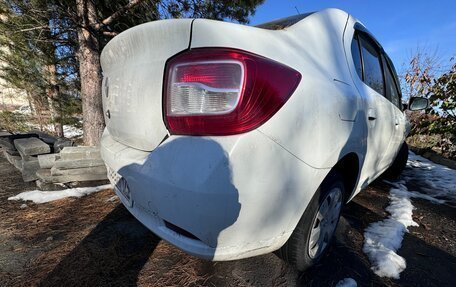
[330,152,361,203]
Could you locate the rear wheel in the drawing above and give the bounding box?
[384,142,409,179]
[277,172,345,271]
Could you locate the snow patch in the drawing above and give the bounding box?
[363,186,418,279]
[8,184,112,204]
[30,124,83,139]
[403,152,456,205]
[63,125,83,138]
[363,151,455,278]
[336,278,357,287]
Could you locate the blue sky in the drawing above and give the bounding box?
[249,0,455,73]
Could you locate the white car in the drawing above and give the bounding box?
[100,8,428,270]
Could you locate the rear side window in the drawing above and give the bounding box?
[359,36,384,96]
[384,60,401,109]
[255,13,314,30]
[351,34,363,80]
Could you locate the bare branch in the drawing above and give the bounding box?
[102,31,118,37]
[93,0,144,31]
[14,25,48,33]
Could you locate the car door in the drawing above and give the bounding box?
[350,31,396,183]
[382,54,406,160]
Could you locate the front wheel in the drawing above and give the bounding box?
[276,172,345,271]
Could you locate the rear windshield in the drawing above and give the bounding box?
[255,13,314,30]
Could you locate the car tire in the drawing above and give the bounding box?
[383,142,409,179]
[276,172,345,271]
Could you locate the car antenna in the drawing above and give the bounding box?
[294,6,301,15]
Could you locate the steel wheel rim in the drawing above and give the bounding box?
[308,187,343,259]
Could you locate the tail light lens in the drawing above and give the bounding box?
[164,48,301,135]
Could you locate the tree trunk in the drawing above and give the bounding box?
[76,0,105,146]
[46,63,64,137]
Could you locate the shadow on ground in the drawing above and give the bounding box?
[37,188,456,287]
[39,205,160,287]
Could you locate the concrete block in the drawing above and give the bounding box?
[12,157,23,171]
[0,133,39,151]
[60,146,101,161]
[0,131,11,137]
[37,169,108,183]
[21,159,40,182]
[3,150,23,170]
[0,136,16,150]
[30,130,57,145]
[50,165,107,176]
[18,152,38,162]
[53,138,74,153]
[14,137,50,156]
[4,150,16,163]
[3,150,14,164]
[38,153,60,169]
[53,158,105,169]
[5,149,19,156]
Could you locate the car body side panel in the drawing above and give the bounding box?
[343,16,405,196]
[191,9,364,170]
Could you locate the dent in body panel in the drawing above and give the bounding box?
[101,129,329,259]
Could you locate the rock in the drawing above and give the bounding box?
[60,146,101,161]
[50,165,107,176]
[20,204,28,209]
[35,180,66,191]
[13,137,50,156]
[53,158,105,169]
[38,153,60,169]
[53,138,74,153]
[46,236,53,241]
[36,169,108,183]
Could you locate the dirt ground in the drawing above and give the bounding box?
[0,152,455,287]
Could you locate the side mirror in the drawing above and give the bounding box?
[408,97,429,111]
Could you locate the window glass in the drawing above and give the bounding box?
[351,35,363,80]
[360,37,384,95]
[255,13,314,30]
[384,61,401,109]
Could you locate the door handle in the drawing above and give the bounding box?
[367,108,377,121]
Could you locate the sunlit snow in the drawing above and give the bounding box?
[402,152,456,205]
[363,152,455,278]
[8,184,112,204]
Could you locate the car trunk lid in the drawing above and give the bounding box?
[100,19,193,151]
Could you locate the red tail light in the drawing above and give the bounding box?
[164,48,301,135]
